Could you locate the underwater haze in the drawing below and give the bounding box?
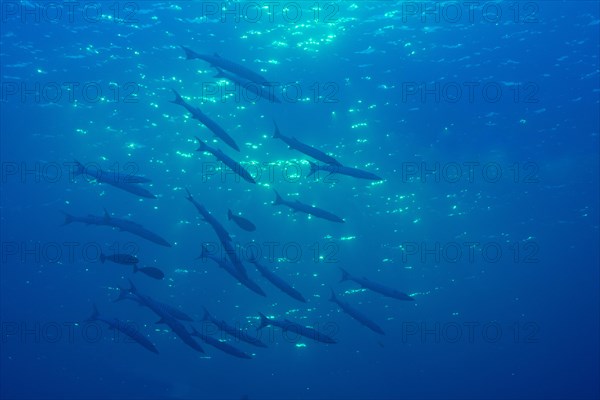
[1,1,599,399]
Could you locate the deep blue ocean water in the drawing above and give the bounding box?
[1,1,599,399]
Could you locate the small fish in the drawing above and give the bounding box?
[228,209,256,231]
[100,252,139,265]
[133,265,165,280]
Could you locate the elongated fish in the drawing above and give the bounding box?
[115,281,194,322]
[202,307,267,348]
[73,160,151,183]
[186,189,247,278]
[339,268,414,301]
[190,327,252,359]
[100,252,139,265]
[133,265,165,280]
[120,281,203,352]
[73,160,156,199]
[214,68,281,103]
[307,161,383,181]
[61,209,171,247]
[199,245,265,297]
[249,256,306,303]
[273,190,344,223]
[170,89,240,152]
[227,209,256,231]
[273,122,341,166]
[181,45,271,86]
[85,304,158,354]
[257,313,337,344]
[195,136,255,184]
[329,289,385,335]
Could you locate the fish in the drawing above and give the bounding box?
[61,209,172,247]
[272,122,341,166]
[85,304,158,354]
[73,160,156,199]
[307,161,383,181]
[202,307,267,348]
[329,288,385,335]
[190,327,252,359]
[214,68,281,103]
[170,89,240,152]
[73,160,152,183]
[257,312,337,344]
[133,265,165,280]
[120,281,203,352]
[184,188,232,243]
[195,136,255,184]
[180,45,271,86]
[273,190,345,223]
[227,209,256,231]
[100,252,139,265]
[199,245,265,297]
[115,282,194,322]
[339,268,414,301]
[249,255,306,303]
[185,189,247,278]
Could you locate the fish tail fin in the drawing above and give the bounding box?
[273,190,283,206]
[214,67,225,79]
[60,211,74,226]
[127,278,138,294]
[202,307,211,322]
[180,45,196,60]
[329,288,337,302]
[339,267,351,282]
[307,161,318,178]
[72,159,84,176]
[257,312,270,330]
[227,209,232,221]
[184,187,193,202]
[86,304,99,322]
[100,253,105,263]
[272,120,281,139]
[114,286,130,302]
[195,136,209,153]
[170,89,185,105]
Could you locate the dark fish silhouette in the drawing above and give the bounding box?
[257,312,337,344]
[73,160,156,199]
[195,136,255,184]
[134,265,164,280]
[190,327,252,359]
[214,68,280,103]
[249,255,306,303]
[339,268,414,301]
[115,284,193,322]
[307,161,383,181]
[181,45,271,86]
[199,245,265,297]
[61,209,171,247]
[119,281,203,352]
[202,307,267,348]
[85,304,158,354]
[185,189,247,278]
[273,190,344,223]
[329,288,385,335]
[170,89,239,152]
[273,122,341,166]
[100,252,139,265]
[73,160,151,183]
[227,209,256,231]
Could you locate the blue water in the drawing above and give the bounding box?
[1,1,599,399]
